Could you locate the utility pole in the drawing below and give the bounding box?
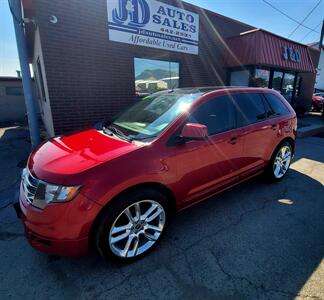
[10,0,40,148]
[319,19,324,50]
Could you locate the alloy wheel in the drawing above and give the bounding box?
[109,200,166,258]
[273,145,292,179]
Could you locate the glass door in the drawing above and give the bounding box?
[281,73,295,103]
[272,71,284,92]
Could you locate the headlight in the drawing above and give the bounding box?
[33,182,81,209]
[44,184,81,203]
[21,168,82,209]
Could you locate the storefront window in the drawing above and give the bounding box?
[272,71,284,91]
[253,69,270,88]
[282,73,295,102]
[134,58,179,95]
[230,70,250,86]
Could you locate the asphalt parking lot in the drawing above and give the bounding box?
[0,126,323,300]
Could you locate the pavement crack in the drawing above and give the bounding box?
[0,179,19,193]
[0,202,13,211]
[209,249,322,300]
[144,275,159,298]
[47,261,81,300]
[183,197,275,251]
[93,275,132,298]
[0,231,24,241]
[182,250,195,283]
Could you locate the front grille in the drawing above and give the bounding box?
[22,168,40,204]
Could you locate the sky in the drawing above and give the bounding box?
[0,0,323,76]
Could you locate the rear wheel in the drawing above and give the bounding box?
[267,141,293,181]
[95,188,169,262]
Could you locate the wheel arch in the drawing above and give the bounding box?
[88,182,177,250]
[277,137,295,155]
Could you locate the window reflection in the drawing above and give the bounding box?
[272,71,284,91]
[134,58,179,96]
[253,69,270,88]
[282,73,295,102]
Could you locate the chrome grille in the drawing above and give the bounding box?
[22,168,40,204]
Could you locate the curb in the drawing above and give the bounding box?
[297,125,324,138]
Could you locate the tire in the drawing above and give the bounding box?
[95,188,169,263]
[266,141,293,182]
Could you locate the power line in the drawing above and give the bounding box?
[287,0,321,38]
[300,21,322,42]
[262,0,320,34]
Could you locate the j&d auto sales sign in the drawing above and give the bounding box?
[107,0,199,55]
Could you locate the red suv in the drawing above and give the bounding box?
[16,87,297,262]
[312,93,324,112]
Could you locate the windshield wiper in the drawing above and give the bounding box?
[132,135,158,141]
[104,125,132,142]
[102,126,114,136]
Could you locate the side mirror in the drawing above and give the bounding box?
[180,123,208,141]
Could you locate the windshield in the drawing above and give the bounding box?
[110,91,202,141]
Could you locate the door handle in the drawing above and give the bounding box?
[228,137,238,145]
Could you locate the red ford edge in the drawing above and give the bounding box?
[15,87,297,262]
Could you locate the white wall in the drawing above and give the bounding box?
[32,27,55,136]
[315,48,324,91]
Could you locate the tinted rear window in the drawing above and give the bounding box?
[189,95,235,135]
[264,94,290,116]
[234,93,267,127]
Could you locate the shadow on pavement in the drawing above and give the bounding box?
[0,126,30,206]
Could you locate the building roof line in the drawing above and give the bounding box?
[239,28,315,48]
[307,41,324,50]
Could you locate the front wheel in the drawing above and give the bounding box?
[95,188,169,262]
[267,142,293,181]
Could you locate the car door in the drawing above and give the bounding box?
[233,92,274,177]
[173,94,244,204]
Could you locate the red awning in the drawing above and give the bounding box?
[225,29,315,73]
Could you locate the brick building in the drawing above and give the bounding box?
[21,0,319,136]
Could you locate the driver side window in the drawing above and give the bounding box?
[188,95,236,135]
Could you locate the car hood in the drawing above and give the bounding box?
[29,129,141,183]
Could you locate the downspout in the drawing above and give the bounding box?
[9,0,40,148]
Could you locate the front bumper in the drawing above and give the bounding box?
[16,183,102,256]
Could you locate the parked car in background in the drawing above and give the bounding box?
[312,93,324,112]
[15,87,297,262]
